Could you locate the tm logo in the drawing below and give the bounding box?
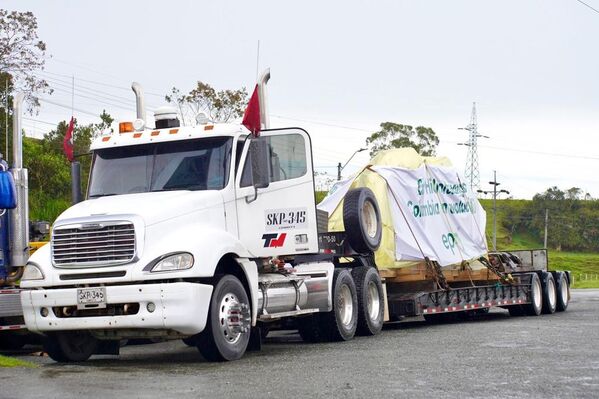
[262,233,287,248]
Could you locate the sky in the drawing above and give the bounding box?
[4,0,599,199]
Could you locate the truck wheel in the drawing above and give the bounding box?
[44,331,97,362]
[524,273,543,316]
[197,275,251,361]
[541,272,557,314]
[319,268,358,341]
[555,272,569,312]
[352,266,384,336]
[343,188,382,253]
[297,315,326,343]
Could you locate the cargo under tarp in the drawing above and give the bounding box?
[318,148,488,269]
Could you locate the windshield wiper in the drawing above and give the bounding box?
[89,193,119,198]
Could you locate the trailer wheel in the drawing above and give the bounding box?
[197,275,251,361]
[352,266,384,336]
[44,331,97,362]
[524,273,543,316]
[320,268,358,341]
[343,188,382,253]
[541,272,557,314]
[555,272,569,312]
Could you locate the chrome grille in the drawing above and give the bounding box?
[52,222,136,268]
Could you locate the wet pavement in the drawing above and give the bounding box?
[2,289,598,399]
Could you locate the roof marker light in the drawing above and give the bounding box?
[119,122,134,133]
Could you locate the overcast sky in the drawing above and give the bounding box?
[5,0,599,199]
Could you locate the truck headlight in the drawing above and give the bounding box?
[149,252,194,273]
[22,263,45,280]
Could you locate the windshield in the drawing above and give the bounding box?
[88,137,233,198]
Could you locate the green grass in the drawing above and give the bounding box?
[491,212,599,288]
[0,354,37,368]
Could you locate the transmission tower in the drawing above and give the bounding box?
[460,102,487,193]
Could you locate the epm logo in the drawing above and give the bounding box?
[262,233,287,248]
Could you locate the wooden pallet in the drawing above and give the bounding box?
[379,262,500,284]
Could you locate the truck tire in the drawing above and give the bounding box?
[555,272,569,312]
[343,188,382,253]
[197,275,251,362]
[524,273,543,316]
[44,331,97,362]
[319,268,358,341]
[352,266,384,336]
[541,272,557,314]
[297,315,326,343]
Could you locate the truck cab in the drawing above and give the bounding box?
[19,78,357,362]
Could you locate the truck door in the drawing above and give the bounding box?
[235,128,318,257]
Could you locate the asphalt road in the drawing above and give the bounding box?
[2,289,599,399]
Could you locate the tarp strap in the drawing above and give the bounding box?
[371,167,448,291]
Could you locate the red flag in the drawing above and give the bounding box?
[63,117,75,162]
[242,84,261,137]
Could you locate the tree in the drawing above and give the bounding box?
[0,9,51,113]
[365,122,439,157]
[165,82,248,125]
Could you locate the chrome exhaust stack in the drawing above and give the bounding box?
[9,92,29,271]
[257,69,270,130]
[131,82,146,125]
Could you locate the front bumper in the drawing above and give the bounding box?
[21,282,213,336]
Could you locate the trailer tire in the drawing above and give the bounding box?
[297,315,326,343]
[197,275,251,362]
[541,272,557,314]
[44,331,97,363]
[320,268,358,341]
[352,266,384,336]
[555,272,569,312]
[524,273,543,316]
[343,188,382,253]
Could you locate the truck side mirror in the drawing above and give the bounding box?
[0,169,17,209]
[250,138,270,189]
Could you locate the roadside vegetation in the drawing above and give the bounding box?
[0,354,36,368]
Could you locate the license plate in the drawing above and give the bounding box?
[77,287,106,309]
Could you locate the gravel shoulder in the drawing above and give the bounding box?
[2,289,598,399]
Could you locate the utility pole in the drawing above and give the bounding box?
[544,209,549,248]
[478,170,509,251]
[459,103,489,193]
[337,162,342,181]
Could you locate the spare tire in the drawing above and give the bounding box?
[343,188,382,253]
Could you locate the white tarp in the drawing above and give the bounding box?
[372,164,487,266]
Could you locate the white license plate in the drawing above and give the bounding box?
[77,287,106,309]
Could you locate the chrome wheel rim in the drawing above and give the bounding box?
[367,280,380,321]
[338,284,354,326]
[533,278,542,310]
[218,293,249,344]
[548,278,556,309]
[561,279,569,304]
[362,201,377,238]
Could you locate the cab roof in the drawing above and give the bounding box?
[90,123,249,151]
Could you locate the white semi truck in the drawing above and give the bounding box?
[18,72,570,362]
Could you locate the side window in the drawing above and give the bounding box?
[269,134,307,182]
[240,133,307,187]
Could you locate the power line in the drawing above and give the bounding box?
[38,98,105,117]
[575,0,599,15]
